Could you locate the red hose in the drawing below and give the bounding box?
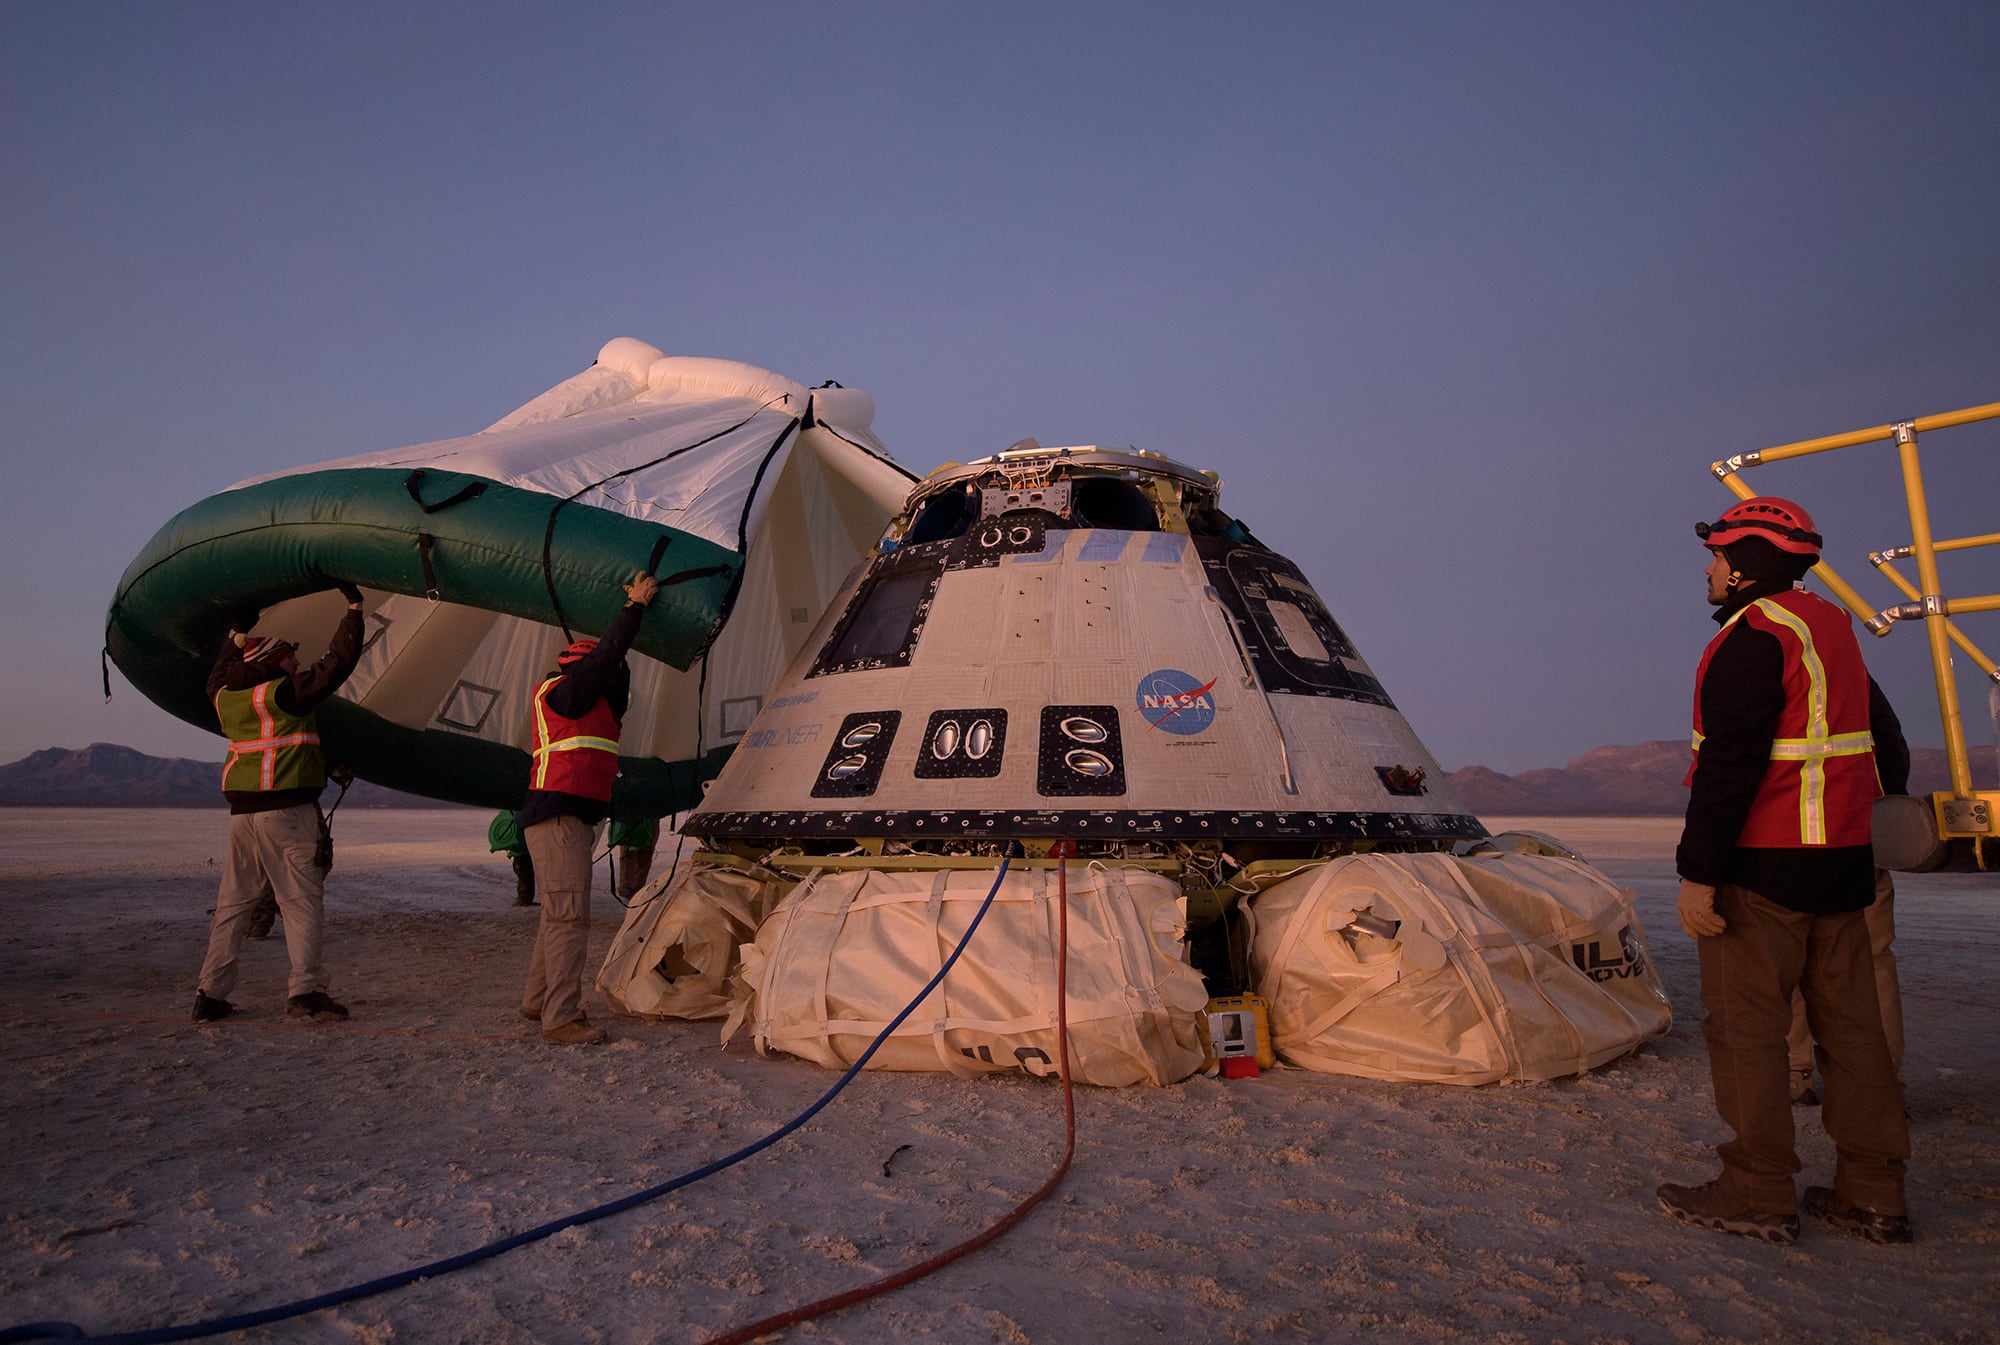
[701,846,1078,1345]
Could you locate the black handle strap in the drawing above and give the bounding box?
[404,469,488,514]
[658,564,732,588]
[417,533,441,600]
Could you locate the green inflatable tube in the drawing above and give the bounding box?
[106,466,744,814]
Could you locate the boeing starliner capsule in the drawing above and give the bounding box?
[687,442,1481,845]
[606,441,1671,1087]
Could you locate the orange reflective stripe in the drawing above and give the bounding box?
[214,679,324,794]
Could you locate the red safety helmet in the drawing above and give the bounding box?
[1696,496,1822,557]
[557,638,598,664]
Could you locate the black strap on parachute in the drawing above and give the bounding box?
[404,469,487,514]
[657,564,732,588]
[403,471,488,604]
[537,396,796,641]
[417,533,441,601]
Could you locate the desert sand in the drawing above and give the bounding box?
[1,808,1995,1344]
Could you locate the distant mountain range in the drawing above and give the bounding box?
[0,744,454,808]
[0,741,1990,813]
[1445,739,1997,816]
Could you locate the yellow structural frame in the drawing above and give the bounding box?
[1708,400,2000,863]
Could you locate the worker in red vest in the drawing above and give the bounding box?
[1657,497,1911,1245]
[517,571,658,1044]
[194,579,365,1024]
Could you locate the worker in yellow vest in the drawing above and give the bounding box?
[517,571,658,1044]
[193,580,366,1024]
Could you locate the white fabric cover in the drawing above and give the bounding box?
[729,865,1211,1087]
[233,340,915,768]
[597,864,781,1020]
[1249,852,1671,1085]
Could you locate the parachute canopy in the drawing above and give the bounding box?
[106,339,917,813]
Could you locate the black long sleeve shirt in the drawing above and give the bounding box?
[519,600,647,827]
[1675,582,1907,912]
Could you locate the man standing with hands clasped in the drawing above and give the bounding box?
[1658,496,1912,1245]
[518,571,658,1045]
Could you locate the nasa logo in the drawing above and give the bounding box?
[1137,669,1218,736]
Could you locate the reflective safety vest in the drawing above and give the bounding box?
[529,676,622,801]
[1688,589,1878,847]
[215,678,325,794]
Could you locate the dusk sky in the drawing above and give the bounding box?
[5,2,1997,777]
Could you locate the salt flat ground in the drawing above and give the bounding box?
[0,809,1995,1345]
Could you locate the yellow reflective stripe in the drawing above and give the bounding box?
[1695,600,1874,845]
[530,677,559,789]
[1768,731,1874,760]
[529,676,618,788]
[1750,598,1831,844]
[533,736,620,756]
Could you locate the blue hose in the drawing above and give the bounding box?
[5,854,1015,1345]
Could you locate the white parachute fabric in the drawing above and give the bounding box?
[1248,852,1671,1085]
[233,342,906,549]
[234,340,913,778]
[597,864,781,1020]
[727,866,1211,1087]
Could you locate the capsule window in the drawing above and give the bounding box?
[1268,599,1330,662]
[813,561,942,675]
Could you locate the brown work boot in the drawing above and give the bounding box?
[192,991,234,1023]
[286,991,349,1022]
[543,1018,607,1046]
[1656,1180,1798,1244]
[1803,1186,1913,1245]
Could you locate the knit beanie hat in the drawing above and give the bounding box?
[239,634,299,664]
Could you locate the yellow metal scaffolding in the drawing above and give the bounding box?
[1709,400,2000,866]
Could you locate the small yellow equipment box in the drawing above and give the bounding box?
[1199,993,1275,1071]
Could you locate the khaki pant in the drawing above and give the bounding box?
[1789,868,1901,1073]
[521,815,595,1031]
[198,803,328,1001]
[1698,884,1908,1214]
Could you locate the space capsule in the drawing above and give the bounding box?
[611,442,1672,1086]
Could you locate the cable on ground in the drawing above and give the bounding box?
[1,854,1020,1345]
[700,840,1079,1345]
